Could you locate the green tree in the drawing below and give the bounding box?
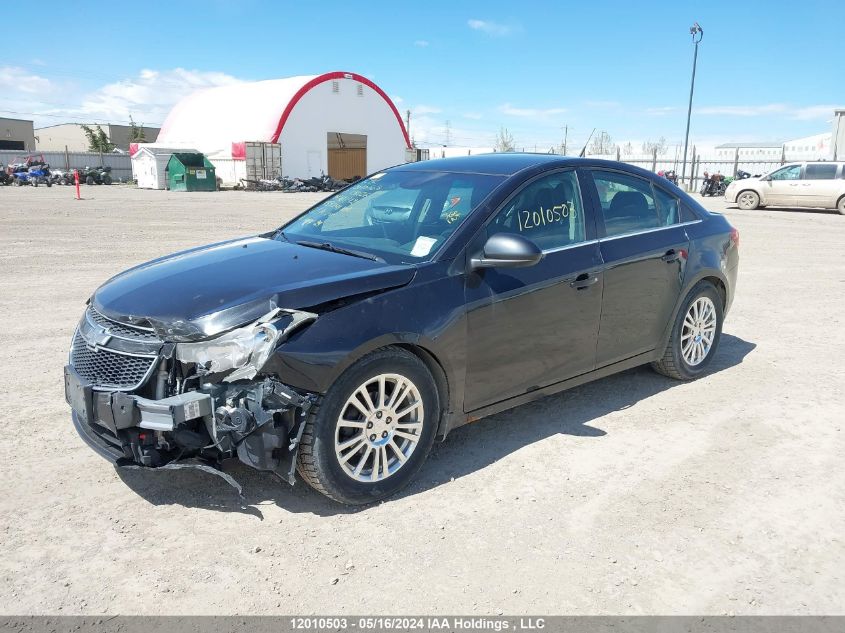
[81,124,115,153]
[128,116,146,143]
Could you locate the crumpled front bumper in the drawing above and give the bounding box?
[71,409,128,464]
[65,364,214,465]
[65,363,315,482]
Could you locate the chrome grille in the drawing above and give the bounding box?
[87,307,159,341]
[70,331,157,390]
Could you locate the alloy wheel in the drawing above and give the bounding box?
[681,297,717,366]
[334,373,424,482]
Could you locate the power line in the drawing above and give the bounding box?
[0,109,163,127]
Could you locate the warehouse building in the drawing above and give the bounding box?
[714,141,784,159]
[0,117,36,151]
[35,122,160,152]
[156,71,411,180]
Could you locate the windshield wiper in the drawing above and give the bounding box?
[296,240,385,263]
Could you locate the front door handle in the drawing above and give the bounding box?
[570,272,599,290]
[661,249,680,263]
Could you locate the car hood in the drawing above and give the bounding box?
[92,236,416,341]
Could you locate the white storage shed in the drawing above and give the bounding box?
[131,146,198,189]
[156,71,411,181]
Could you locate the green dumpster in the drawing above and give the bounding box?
[166,152,216,192]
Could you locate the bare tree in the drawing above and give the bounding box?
[588,130,616,155]
[622,141,634,155]
[495,127,515,153]
[642,136,668,155]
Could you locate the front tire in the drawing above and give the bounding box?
[737,190,760,210]
[837,196,845,215]
[652,281,724,380]
[297,347,439,504]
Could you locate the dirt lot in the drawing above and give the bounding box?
[0,185,843,616]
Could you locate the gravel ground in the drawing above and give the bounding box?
[0,185,842,615]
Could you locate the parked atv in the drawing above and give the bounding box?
[50,169,75,185]
[79,165,113,185]
[26,164,52,187]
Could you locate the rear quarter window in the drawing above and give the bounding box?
[804,164,838,180]
[680,203,700,223]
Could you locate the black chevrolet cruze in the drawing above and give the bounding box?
[66,154,739,504]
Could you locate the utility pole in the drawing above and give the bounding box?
[405,110,411,145]
[444,120,452,146]
[561,125,568,155]
[681,22,703,191]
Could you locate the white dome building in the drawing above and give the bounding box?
[156,71,410,181]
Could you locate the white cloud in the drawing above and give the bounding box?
[500,103,565,118]
[0,66,52,95]
[462,112,483,120]
[645,106,677,116]
[467,19,517,36]
[790,105,841,121]
[696,104,787,117]
[414,40,430,47]
[48,68,242,125]
[693,103,840,121]
[413,104,442,115]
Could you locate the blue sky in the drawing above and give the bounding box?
[2,0,841,151]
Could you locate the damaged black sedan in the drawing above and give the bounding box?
[66,154,739,504]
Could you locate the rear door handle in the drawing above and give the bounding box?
[570,272,599,290]
[661,249,680,263]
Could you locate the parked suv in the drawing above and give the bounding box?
[724,162,845,213]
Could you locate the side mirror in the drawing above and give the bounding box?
[764,175,772,181]
[470,233,543,269]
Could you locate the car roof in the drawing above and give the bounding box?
[392,153,669,181]
[393,153,577,176]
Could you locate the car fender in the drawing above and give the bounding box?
[655,264,731,358]
[262,271,467,426]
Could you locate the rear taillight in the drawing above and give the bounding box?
[729,228,739,249]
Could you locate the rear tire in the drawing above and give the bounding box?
[297,347,439,505]
[737,190,759,210]
[652,281,724,380]
[837,196,845,215]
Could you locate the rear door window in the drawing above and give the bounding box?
[804,163,838,180]
[592,170,675,237]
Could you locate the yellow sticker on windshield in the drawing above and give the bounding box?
[444,210,461,224]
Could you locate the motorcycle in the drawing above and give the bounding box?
[700,171,725,197]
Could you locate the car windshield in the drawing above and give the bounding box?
[279,170,505,264]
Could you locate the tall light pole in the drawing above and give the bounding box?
[681,22,703,190]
